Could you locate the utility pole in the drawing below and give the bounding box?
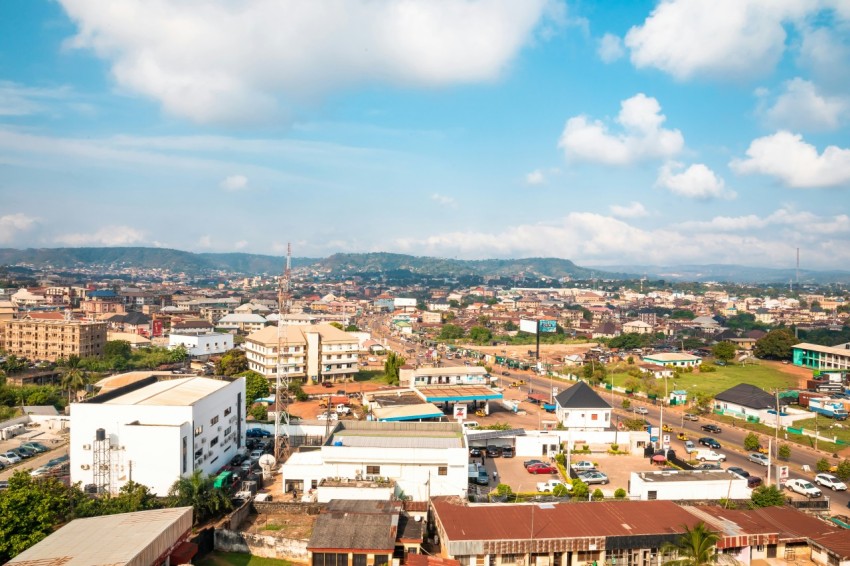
[274,244,292,462]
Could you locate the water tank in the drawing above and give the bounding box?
[96,428,106,442]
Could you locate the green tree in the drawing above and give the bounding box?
[552,484,570,497]
[168,469,232,526]
[712,341,736,363]
[168,344,189,363]
[104,340,132,360]
[591,488,604,501]
[570,479,589,500]
[345,324,359,332]
[1,354,26,374]
[215,349,249,376]
[60,366,86,404]
[240,370,270,405]
[101,481,161,515]
[835,459,850,481]
[614,488,627,499]
[661,522,725,566]
[778,444,791,460]
[815,458,832,473]
[439,324,465,340]
[504,320,518,331]
[329,322,344,330]
[743,432,760,451]
[750,485,785,507]
[249,404,268,421]
[383,351,406,385]
[468,326,492,344]
[754,328,797,360]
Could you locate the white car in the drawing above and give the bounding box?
[537,479,570,493]
[748,453,770,466]
[634,407,649,415]
[571,460,596,471]
[785,478,822,498]
[0,451,21,465]
[317,412,338,421]
[696,451,726,462]
[815,473,847,491]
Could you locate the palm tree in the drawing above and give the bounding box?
[168,469,232,525]
[662,522,730,566]
[60,359,87,404]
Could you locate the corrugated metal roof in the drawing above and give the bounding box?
[418,385,502,402]
[413,366,487,377]
[331,434,460,449]
[7,507,192,566]
[373,403,445,421]
[105,377,230,406]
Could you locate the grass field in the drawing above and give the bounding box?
[610,362,799,398]
[194,552,293,566]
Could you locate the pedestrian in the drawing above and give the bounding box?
[492,471,498,483]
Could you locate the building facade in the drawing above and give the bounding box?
[1,318,107,361]
[168,332,234,358]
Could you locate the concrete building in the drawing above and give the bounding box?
[245,323,359,385]
[280,421,468,502]
[215,313,267,334]
[82,289,125,315]
[70,375,246,495]
[553,381,611,430]
[1,317,107,361]
[793,342,850,370]
[641,352,703,368]
[168,332,234,358]
[628,469,750,501]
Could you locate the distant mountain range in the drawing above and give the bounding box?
[0,247,847,284]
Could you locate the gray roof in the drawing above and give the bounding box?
[309,501,398,551]
[554,381,611,410]
[714,383,777,410]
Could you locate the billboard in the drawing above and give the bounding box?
[394,297,417,308]
[539,319,557,333]
[519,319,538,334]
[453,404,468,420]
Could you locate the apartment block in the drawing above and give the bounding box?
[1,317,107,361]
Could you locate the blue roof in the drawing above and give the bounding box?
[89,289,117,298]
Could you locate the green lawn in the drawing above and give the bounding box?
[194,552,294,566]
[791,415,850,445]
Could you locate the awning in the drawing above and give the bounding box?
[651,454,667,463]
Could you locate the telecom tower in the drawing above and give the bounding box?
[274,244,292,462]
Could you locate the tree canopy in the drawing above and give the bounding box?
[754,329,797,360]
[661,522,724,566]
[215,349,249,376]
[711,341,736,363]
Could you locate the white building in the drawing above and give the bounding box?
[215,313,267,333]
[628,470,751,501]
[399,365,492,388]
[553,381,611,431]
[70,375,246,496]
[641,352,703,368]
[168,332,234,358]
[280,421,468,501]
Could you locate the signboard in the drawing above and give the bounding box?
[453,404,468,420]
[394,297,417,308]
[776,465,789,485]
[519,319,538,334]
[662,434,670,450]
[539,319,557,333]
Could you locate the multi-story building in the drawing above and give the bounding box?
[1,317,107,361]
[81,289,125,315]
[245,323,359,385]
[70,374,246,495]
[168,332,234,359]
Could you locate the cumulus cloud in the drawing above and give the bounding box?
[764,78,846,131]
[730,131,850,188]
[55,225,146,246]
[431,193,456,207]
[58,0,556,124]
[525,170,546,185]
[609,202,648,218]
[198,235,212,248]
[558,93,683,165]
[656,162,734,199]
[597,33,624,63]
[221,174,249,191]
[624,0,815,80]
[0,213,38,244]
[677,208,850,235]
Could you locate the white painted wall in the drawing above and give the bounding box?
[169,332,234,357]
[628,471,751,500]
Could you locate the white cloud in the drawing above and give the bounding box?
[624,0,813,80]
[656,162,734,199]
[558,93,683,165]
[525,169,546,185]
[234,240,248,250]
[730,131,850,188]
[221,174,248,191]
[59,0,556,124]
[609,202,648,218]
[597,33,624,63]
[764,78,846,131]
[677,208,850,235]
[55,225,146,246]
[431,193,456,207]
[0,82,72,116]
[198,235,212,248]
[0,213,38,244]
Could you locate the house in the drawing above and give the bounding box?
[712,383,805,426]
[168,332,234,358]
[628,469,749,500]
[553,381,611,430]
[641,352,702,368]
[623,320,654,334]
[215,313,267,334]
[638,362,673,379]
[1,317,107,362]
[591,321,619,339]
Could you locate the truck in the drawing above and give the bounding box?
[809,398,849,420]
[537,479,569,493]
[468,463,489,486]
[694,450,726,462]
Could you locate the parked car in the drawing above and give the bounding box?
[786,478,822,498]
[526,463,557,474]
[485,446,502,458]
[321,381,334,388]
[10,447,34,458]
[469,447,482,457]
[676,432,689,441]
[748,453,770,466]
[20,442,48,453]
[501,447,515,458]
[815,473,848,491]
[695,450,726,462]
[578,471,610,485]
[0,451,22,465]
[634,407,649,415]
[249,449,264,462]
[701,424,722,434]
[501,371,510,376]
[246,428,271,438]
[684,413,699,421]
[694,462,722,470]
[537,479,569,493]
[699,437,722,449]
[727,467,750,478]
[747,476,763,488]
[571,460,596,471]
[683,441,697,453]
[523,459,544,469]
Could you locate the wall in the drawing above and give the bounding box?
[215,528,310,561]
[628,472,751,500]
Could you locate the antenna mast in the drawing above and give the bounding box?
[275,243,292,462]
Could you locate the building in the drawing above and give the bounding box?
[245,323,359,385]
[623,320,654,334]
[168,332,234,358]
[215,313,267,334]
[553,381,611,430]
[793,342,850,370]
[399,365,503,416]
[1,317,107,362]
[628,469,750,501]
[70,374,246,495]
[7,507,196,566]
[641,352,703,368]
[280,421,468,501]
[82,289,125,315]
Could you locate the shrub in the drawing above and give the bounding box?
[614,488,627,499]
[743,432,760,451]
[778,444,791,461]
[591,488,604,501]
[816,458,832,473]
[610,444,619,452]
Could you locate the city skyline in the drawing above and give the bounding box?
[1,1,849,269]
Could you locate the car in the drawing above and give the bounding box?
[526,463,557,474]
[815,473,848,491]
[249,449,264,462]
[10,447,34,459]
[699,437,722,449]
[747,476,763,488]
[727,467,750,478]
[683,440,697,453]
[634,407,649,415]
[321,381,334,388]
[701,424,722,434]
[523,459,544,468]
[748,453,770,466]
[501,370,510,376]
[578,471,610,485]
[0,451,22,465]
[246,428,271,438]
[317,412,338,421]
[695,462,722,470]
[537,479,570,493]
[571,460,596,471]
[661,424,673,432]
[696,450,726,462]
[469,447,482,457]
[501,447,515,458]
[230,454,246,466]
[485,446,502,458]
[20,442,48,453]
[684,413,699,421]
[677,432,689,441]
[786,478,822,498]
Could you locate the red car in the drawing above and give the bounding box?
[526,463,557,474]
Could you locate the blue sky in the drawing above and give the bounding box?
[1,0,849,269]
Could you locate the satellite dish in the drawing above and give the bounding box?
[258,454,277,470]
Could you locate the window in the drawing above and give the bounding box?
[438,466,447,476]
[210,436,219,447]
[194,425,203,437]
[647,490,657,500]
[224,406,232,417]
[374,556,388,566]
[211,415,219,426]
[366,465,381,475]
[224,426,232,436]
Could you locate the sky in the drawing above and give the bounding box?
[1,0,850,270]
